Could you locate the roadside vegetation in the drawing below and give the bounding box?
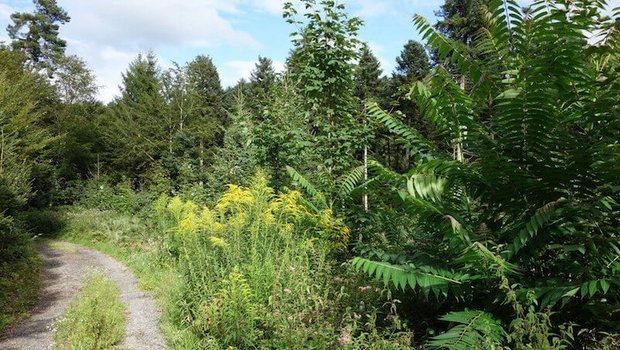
[1,0,618,348]
[53,271,126,350]
[0,228,40,334]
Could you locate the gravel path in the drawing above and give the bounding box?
[0,241,166,350]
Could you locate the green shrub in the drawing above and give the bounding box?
[159,174,350,348]
[0,215,41,332]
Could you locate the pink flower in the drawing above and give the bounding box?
[338,329,352,346]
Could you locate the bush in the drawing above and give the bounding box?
[157,174,350,348]
[0,213,41,332]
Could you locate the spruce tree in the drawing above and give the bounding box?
[435,0,490,45]
[185,55,226,183]
[354,45,383,102]
[105,52,167,184]
[394,40,431,84]
[248,56,277,116]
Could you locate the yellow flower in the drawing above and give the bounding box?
[178,212,199,234]
[215,184,255,213]
[208,236,228,248]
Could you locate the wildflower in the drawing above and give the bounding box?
[338,329,352,346]
[289,266,296,272]
[208,236,228,248]
[215,184,254,213]
[284,288,292,294]
[359,285,372,292]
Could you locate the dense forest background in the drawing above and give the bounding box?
[1,0,619,349]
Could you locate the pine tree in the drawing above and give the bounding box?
[6,0,70,74]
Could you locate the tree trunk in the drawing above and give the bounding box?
[363,144,368,213]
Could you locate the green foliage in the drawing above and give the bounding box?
[205,87,259,202]
[352,257,467,298]
[53,271,126,350]
[103,52,226,191]
[394,40,431,83]
[156,174,352,348]
[247,56,277,115]
[284,0,366,176]
[54,55,98,104]
[359,0,620,347]
[6,0,71,74]
[0,48,57,211]
[354,45,383,102]
[428,310,504,349]
[0,217,41,333]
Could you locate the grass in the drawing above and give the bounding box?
[53,271,126,350]
[0,236,41,334]
[47,207,195,349]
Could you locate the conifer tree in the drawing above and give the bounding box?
[6,0,70,74]
[248,56,277,116]
[185,55,226,183]
[435,0,490,45]
[394,40,431,84]
[105,52,167,183]
[354,45,383,102]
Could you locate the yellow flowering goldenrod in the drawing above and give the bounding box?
[178,212,200,235]
[208,236,228,248]
[215,184,255,213]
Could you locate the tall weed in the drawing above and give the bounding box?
[158,174,349,348]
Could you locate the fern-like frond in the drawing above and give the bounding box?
[338,165,365,199]
[366,101,435,161]
[352,257,469,298]
[504,199,566,260]
[429,310,505,349]
[285,166,328,208]
[412,14,488,87]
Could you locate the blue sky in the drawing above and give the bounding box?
[1,0,618,102]
[0,0,447,101]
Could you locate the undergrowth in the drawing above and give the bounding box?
[0,215,41,334]
[53,271,126,350]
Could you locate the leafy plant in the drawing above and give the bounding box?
[355,0,620,347]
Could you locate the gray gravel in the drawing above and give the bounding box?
[0,241,166,350]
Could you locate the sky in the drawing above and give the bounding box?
[0,0,447,102]
[0,0,617,102]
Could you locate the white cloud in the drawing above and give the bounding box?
[366,41,393,76]
[0,4,14,43]
[221,58,285,87]
[61,0,261,51]
[353,0,390,18]
[250,0,287,14]
[54,0,270,101]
